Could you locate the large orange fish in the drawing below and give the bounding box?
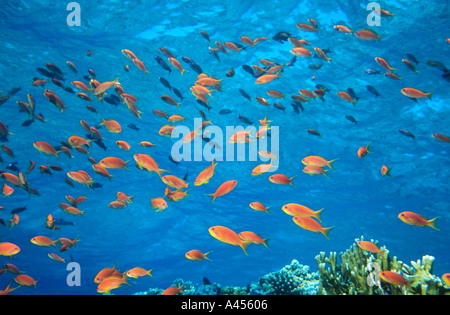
[238,231,270,248]
[161,175,188,190]
[354,29,382,41]
[208,226,250,255]
[0,242,20,257]
[249,202,271,214]
[194,160,217,186]
[125,267,153,279]
[379,271,410,288]
[98,157,129,169]
[33,141,60,158]
[30,236,57,247]
[282,203,324,222]
[401,88,433,99]
[14,274,37,288]
[101,119,122,133]
[398,211,439,230]
[151,197,168,212]
[292,217,334,239]
[97,276,129,294]
[357,241,385,254]
[134,154,166,177]
[168,57,187,76]
[268,174,296,187]
[161,284,184,295]
[93,78,120,96]
[206,180,237,203]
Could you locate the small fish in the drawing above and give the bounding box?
[432,133,450,142]
[272,31,291,43]
[357,143,373,158]
[239,89,252,101]
[292,216,334,239]
[249,202,271,214]
[206,180,237,203]
[398,211,439,230]
[399,129,416,139]
[401,88,433,99]
[10,206,27,215]
[238,115,253,125]
[185,250,212,261]
[159,77,172,90]
[242,65,255,76]
[155,56,173,74]
[406,53,419,64]
[346,88,360,101]
[381,165,393,177]
[365,69,381,75]
[219,109,232,115]
[127,123,139,131]
[208,226,250,255]
[345,115,358,124]
[366,85,380,98]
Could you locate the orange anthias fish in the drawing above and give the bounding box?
[282,203,324,222]
[94,263,120,283]
[249,202,271,214]
[238,231,270,248]
[33,141,60,158]
[185,250,212,261]
[379,271,410,288]
[380,165,393,177]
[101,119,122,133]
[303,165,329,177]
[206,180,238,203]
[375,57,396,71]
[268,174,296,187]
[301,156,338,171]
[97,276,129,294]
[2,183,14,197]
[67,170,94,187]
[337,91,357,106]
[151,197,168,212]
[134,154,166,177]
[161,284,184,295]
[357,143,373,158]
[98,157,129,169]
[0,282,19,295]
[93,78,120,96]
[398,211,440,230]
[401,88,433,99]
[314,48,332,63]
[125,267,153,279]
[357,240,385,254]
[30,236,57,248]
[14,274,37,288]
[432,133,450,142]
[0,242,21,257]
[208,226,250,255]
[168,57,187,76]
[354,29,382,41]
[161,175,188,190]
[194,160,217,186]
[292,217,334,239]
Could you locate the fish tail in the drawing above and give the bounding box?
[289,176,296,188]
[205,193,217,203]
[240,240,251,256]
[265,207,271,215]
[262,238,271,249]
[427,92,434,100]
[204,252,213,261]
[123,160,130,170]
[327,158,339,171]
[322,226,335,240]
[427,217,440,231]
[315,208,325,222]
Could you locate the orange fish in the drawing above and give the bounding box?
[401,88,433,99]
[151,197,168,212]
[301,156,338,171]
[115,140,130,151]
[185,250,212,261]
[380,165,393,177]
[292,216,334,239]
[132,58,149,74]
[63,206,85,216]
[334,25,352,33]
[303,165,329,177]
[354,29,382,41]
[398,211,439,230]
[255,73,282,84]
[375,57,396,71]
[432,133,450,142]
[98,157,129,169]
[161,95,181,109]
[166,189,189,202]
[296,23,318,32]
[238,231,270,248]
[337,91,357,106]
[71,81,91,92]
[134,154,166,177]
[249,202,271,214]
[33,141,60,158]
[68,135,93,148]
[67,170,94,187]
[357,143,373,158]
[161,284,184,295]
[224,41,242,54]
[240,36,255,46]
[206,180,237,203]
[108,201,127,209]
[168,57,187,76]
[268,174,296,187]
[194,160,217,186]
[229,130,253,144]
[2,183,14,197]
[97,276,129,294]
[0,242,20,257]
[0,172,23,188]
[357,241,385,254]
[442,273,450,287]
[14,274,37,288]
[94,78,120,96]
[161,175,188,190]
[94,263,119,283]
[159,125,176,137]
[125,267,153,279]
[92,164,113,181]
[208,226,250,255]
[251,161,276,176]
[282,203,324,222]
[0,282,19,295]
[379,271,409,288]
[290,47,312,58]
[117,192,134,204]
[101,119,122,133]
[314,48,332,63]
[139,141,156,148]
[48,253,65,263]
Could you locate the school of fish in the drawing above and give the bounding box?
[0,3,449,295]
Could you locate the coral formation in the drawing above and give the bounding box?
[315,236,450,295]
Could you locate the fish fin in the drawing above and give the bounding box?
[427,92,434,100]
[204,252,213,261]
[327,158,339,171]
[315,208,325,222]
[205,193,217,203]
[289,176,296,187]
[240,240,251,256]
[428,217,440,231]
[262,238,270,249]
[322,226,335,239]
[265,207,271,215]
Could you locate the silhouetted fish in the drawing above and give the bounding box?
[11,206,27,214]
[406,53,419,64]
[219,109,232,115]
[345,115,358,124]
[399,129,416,139]
[159,77,172,90]
[54,218,75,226]
[239,89,252,101]
[366,85,380,97]
[189,62,203,74]
[6,162,19,172]
[172,87,184,100]
[127,124,140,131]
[155,56,173,74]
[203,277,212,285]
[242,65,254,77]
[347,88,360,100]
[238,115,253,125]
[272,31,291,43]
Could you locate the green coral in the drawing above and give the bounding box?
[315,236,450,295]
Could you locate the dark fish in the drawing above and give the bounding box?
[345,115,358,124]
[183,171,188,181]
[91,182,103,189]
[155,56,173,74]
[36,67,54,78]
[172,88,184,100]
[443,71,450,82]
[45,63,63,75]
[8,87,21,95]
[219,109,232,115]
[347,88,360,100]
[315,84,330,92]
[273,102,286,111]
[293,102,304,112]
[426,60,448,72]
[159,77,172,90]
[110,95,121,104]
[199,110,207,121]
[54,218,75,226]
[365,69,381,75]
[6,162,19,172]
[406,53,419,64]
[366,85,380,97]
[127,123,140,131]
[272,31,291,43]
[0,217,5,226]
[238,89,252,101]
[238,115,253,125]
[292,103,300,114]
[242,65,255,77]
[10,206,27,214]
[189,63,203,74]
[399,129,416,139]
[307,129,321,136]
[103,96,118,106]
[65,179,74,187]
[203,277,212,285]
[63,86,75,94]
[286,56,297,67]
[196,99,212,111]
[181,56,194,64]
[309,64,322,70]
[209,47,221,63]
[0,96,10,106]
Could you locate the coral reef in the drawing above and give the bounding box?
[315,236,450,295]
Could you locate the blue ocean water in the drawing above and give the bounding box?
[0,0,449,295]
